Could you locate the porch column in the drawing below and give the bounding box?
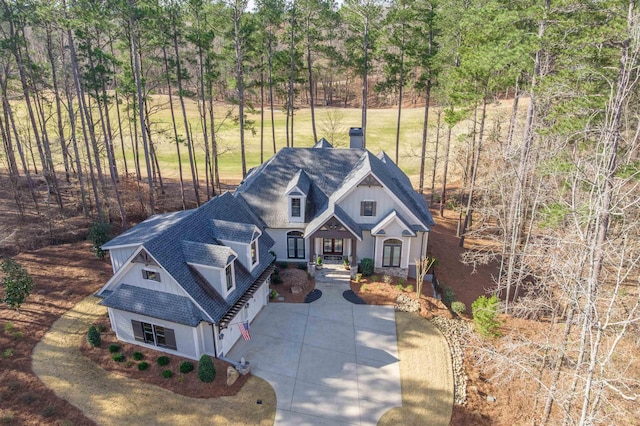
[351,238,357,265]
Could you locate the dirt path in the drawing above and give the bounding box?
[379,312,454,426]
[32,295,276,426]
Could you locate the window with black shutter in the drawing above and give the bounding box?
[131,320,177,350]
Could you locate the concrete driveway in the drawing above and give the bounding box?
[228,277,401,426]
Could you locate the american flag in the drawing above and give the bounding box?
[238,321,251,341]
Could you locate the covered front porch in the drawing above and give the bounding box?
[306,216,361,266]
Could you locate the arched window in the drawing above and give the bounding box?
[287,231,305,259]
[382,239,402,267]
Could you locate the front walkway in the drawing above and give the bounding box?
[32,296,276,426]
[228,265,402,425]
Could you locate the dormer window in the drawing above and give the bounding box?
[291,198,301,217]
[225,264,234,291]
[251,240,258,265]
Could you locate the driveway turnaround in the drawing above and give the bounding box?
[228,277,402,425]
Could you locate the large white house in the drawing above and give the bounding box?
[96,131,435,360]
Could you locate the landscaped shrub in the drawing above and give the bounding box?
[180,361,195,374]
[398,278,405,286]
[360,284,368,292]
[396,284,404,291]
[272,275,283,285]
[161,370,173,378]
[442,286,456,307]
[297,263,307,271]
[355,273,362,283]
[108,344,120,353]
[472,295,502,337]
[370,275,379,282]
[132,351,144,361]
[157,356,170,366]
[112,353,125,362]
[405,285,414,292]
[198,355,216,382]
[383,274,392,284]
[360,258,374,276]
[86,325,101,347]
[87,221,111,260]
[269,289,277,299]
[451,301,466,315]
[138,361,149,371]
[277,261,288,269]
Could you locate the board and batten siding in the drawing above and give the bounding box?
[338,186,418,226]
[108,308,201,360]
[216,280,269,358]
[109,246,137,273]
[108,262,188,297]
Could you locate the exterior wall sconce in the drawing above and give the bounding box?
[219,333,224,340]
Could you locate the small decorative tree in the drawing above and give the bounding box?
[414,255,438,298]
[88,221,111,260]
[471,295,502,337]
[198,354,216,382]
[87,325,101,347]
[1,258,35,311]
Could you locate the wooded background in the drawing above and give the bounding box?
[0,1,639,424]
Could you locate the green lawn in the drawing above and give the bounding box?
[13,93,524,185]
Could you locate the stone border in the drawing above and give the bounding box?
[430,316,470,405]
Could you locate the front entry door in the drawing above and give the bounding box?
[323,238,343,255]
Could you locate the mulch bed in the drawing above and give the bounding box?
[80,320,250,399]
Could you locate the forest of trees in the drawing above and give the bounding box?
[1,0,639,424]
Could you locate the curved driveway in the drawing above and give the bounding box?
[32,296,276,426]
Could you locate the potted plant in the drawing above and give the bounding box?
[343,258,350,270]
[316,256,323,269]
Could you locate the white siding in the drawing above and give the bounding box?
[105,262,188,297]
[359,231,375,262]
[109,308,200,360]
[337,186,423,227]
[191,265,225,297]
[108,246,137,273]
[374,236,412,269]
[266,228,308,262]
[216,279,270,358]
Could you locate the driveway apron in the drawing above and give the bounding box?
[228,266,402,425]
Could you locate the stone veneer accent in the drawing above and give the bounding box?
[374,266,408,279]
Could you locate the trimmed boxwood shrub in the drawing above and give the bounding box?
[112,353,125,362]
[198,355,216,383]
[157,356,170,366]
[180,361,194,374]
[108,344,120,353]
[272,275,283,285]
[161,370,173,378]
[296,263,307,271]
[137,361,149,371]
[86,325,101,347]
[132,351,144,361]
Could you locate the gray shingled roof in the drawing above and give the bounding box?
[236,147,434,230]
[285,169,312,197]
[211,219,259,244]
[182,241,236,268]
[104,192,275,324]
[102,210,193,249]
[314,138,333,148]
[99,284,207,326]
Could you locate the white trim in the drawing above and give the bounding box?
[371,211,415,237]
[101,242,140,251]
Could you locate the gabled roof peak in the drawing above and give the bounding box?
[285,169,312,196]
[313,138,333,148]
